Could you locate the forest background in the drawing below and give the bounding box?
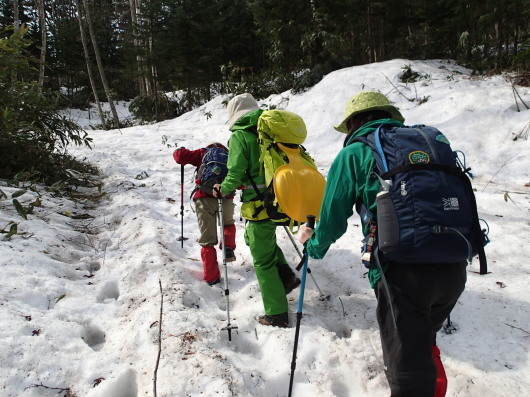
[0,0,529,187]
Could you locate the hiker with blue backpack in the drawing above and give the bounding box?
[299,91,487,397]
[173,143,237,286]
[213,93,302,328]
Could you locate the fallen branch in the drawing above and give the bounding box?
[482,155,523,192]
[153,279,163,397]
[512,83,529,111]
[504,322,530,336]
[338,296,346,317]
[25,382,72,394]
[382,73,413,102]
[513,121,529,141]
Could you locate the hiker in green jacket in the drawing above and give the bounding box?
[299,91,467,397]
[213,93,300,328]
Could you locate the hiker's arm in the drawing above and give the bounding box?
[220,134,248,194]
[173,148,204,167]
[306,150,357,259]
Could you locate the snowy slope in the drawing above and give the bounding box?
[1,59,529,397]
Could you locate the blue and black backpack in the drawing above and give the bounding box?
[196,145,229,196]
[354,124,489,274]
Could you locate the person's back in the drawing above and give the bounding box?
[173,143,236,285]
[300,91,468,397]
[214,93,301,328]
[219,103,265,211]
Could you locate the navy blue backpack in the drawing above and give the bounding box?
[355,124,488,274]
[196,146,229,195]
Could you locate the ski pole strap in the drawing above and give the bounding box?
[296,253,305,271]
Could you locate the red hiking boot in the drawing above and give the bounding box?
[201,246,220,284]
[432,345,447,397]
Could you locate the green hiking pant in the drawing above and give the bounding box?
[244,219,288,316]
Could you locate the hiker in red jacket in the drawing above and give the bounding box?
[173,143,236,286]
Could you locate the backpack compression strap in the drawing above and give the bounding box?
[380,163,467,179]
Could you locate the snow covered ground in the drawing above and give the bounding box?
[1,59,529,397]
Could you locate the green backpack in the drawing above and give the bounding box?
[247,109,318,226]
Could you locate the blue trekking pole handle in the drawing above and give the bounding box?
[288,215,315,397]
[297,215,314,312]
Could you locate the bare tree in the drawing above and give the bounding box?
[129,0,147,96]
[36,0,47,94]
[13,0,19,30]
[74,0,107,129]
[81,0,120,128]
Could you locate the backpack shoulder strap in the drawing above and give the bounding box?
[350,126,386,174]
[236,126,265,200]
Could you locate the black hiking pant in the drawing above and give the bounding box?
[375,261,467,397]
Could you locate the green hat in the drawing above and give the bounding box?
[334,91,405,133]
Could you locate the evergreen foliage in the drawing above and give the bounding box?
[0,26,94,185]
[0,0,528,118]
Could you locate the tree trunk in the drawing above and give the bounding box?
[13,0,19,30]
[133,0,153,96]
[147,7,157,96]
[129,0,146,96]
[75,0,107,129]
[12,0,21,83]
[367,2,376,63]
[36,0,47,95]
[81,0,120,128]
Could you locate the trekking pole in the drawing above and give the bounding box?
[216,189,238,341]
[283,226,330,301]
[288,215,315,397]
[176,161,188,248]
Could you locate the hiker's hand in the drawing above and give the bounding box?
[298,225,314,244]
[213,184,224,197]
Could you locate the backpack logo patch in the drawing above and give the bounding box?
[409,151,430,164]
[443,197,460,210]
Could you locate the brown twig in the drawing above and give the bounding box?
[482,155,523,192]
[382,73,413,102]
[512,83,530,111]
[153,279,163,397]
[504,322,530,336]
[25,382,71,393]
[513,121,530,141]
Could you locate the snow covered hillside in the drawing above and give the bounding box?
[1,59,529,397]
